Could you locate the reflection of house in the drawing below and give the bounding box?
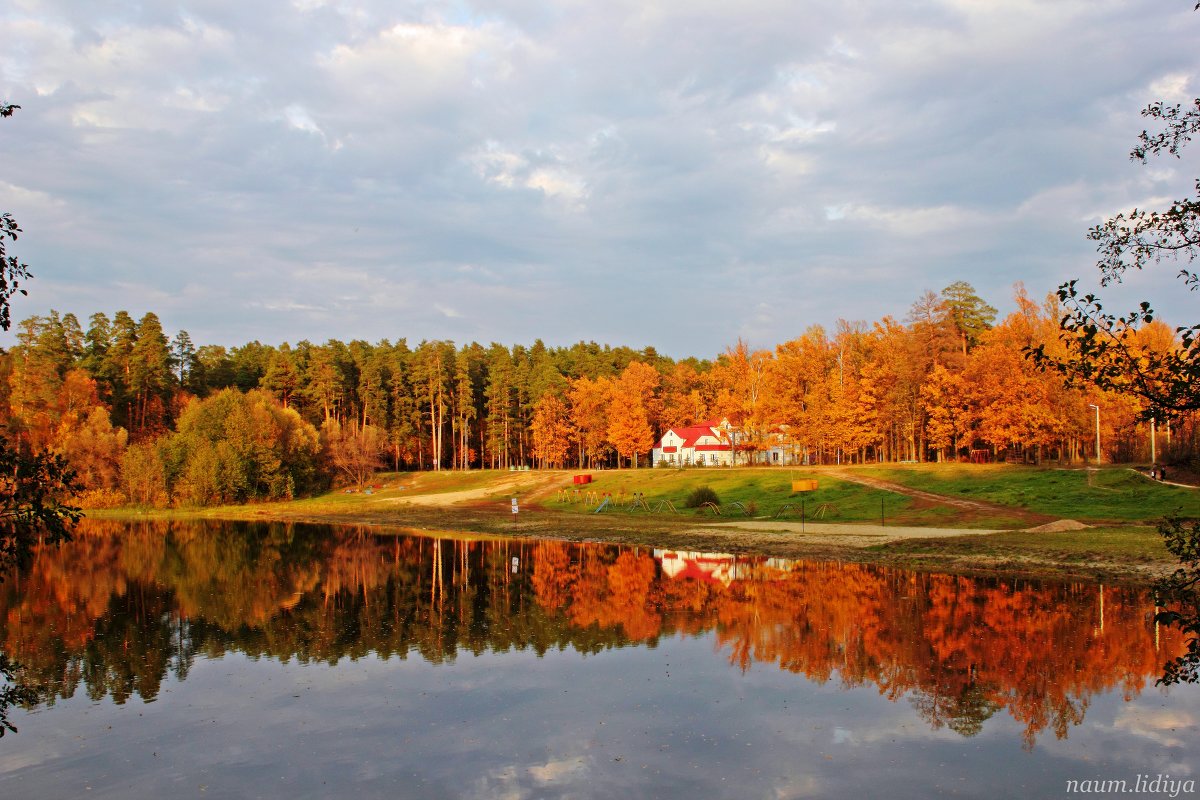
[654,550,742,585]
[654,549,795,585]
[651,420,733,467]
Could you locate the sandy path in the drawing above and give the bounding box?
[375,473,565,507]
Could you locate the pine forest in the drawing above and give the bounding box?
[3,281,1192,508]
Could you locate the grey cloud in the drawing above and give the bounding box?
[0,0,1197,357]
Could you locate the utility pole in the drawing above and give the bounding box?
[1088,404,1101,463]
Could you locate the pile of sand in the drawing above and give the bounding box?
[1024,519,1090,533]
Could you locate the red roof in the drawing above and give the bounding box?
[668,424,727,449]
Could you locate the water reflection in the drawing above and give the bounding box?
[0,518,1185,751]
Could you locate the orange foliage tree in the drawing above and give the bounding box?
[530,393,573,469]
[604,362,660,468]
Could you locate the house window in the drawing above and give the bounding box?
[709,453,717,464]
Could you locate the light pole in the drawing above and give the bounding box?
[1088,404,1101,463]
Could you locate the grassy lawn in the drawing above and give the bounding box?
[90,465,1192,582]
[95,464,1200,529]
[101,464,1196,529]
[855,463,1200,523]
[546,468,919,523]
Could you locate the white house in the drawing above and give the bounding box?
[755,425,802,465]
[651,420,733,467]
[652,420,806,466]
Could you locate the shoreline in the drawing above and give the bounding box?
[88,501,1177,586]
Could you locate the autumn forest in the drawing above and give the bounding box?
[2,281,1191,508]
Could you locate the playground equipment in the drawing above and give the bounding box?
[728,501,753,516]
[699,501,721,516]
[773,500,839,532]
[625,491,651,512]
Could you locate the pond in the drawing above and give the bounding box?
[0,519,1196,799]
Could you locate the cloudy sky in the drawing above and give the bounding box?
[1,0,1197,358]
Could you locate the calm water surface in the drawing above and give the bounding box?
[0,519,1196,799]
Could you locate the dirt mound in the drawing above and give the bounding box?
[1025,519,1091,533]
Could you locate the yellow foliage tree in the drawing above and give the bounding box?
[530,393,573,469]
[567,376,612,468]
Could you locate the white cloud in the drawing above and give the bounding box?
[0,180,63,212]
[1148,73,1192,103]
[317,19,534,110]
[468,141,528,189]
[284,104,323,135]
[526,167,587,205]
[466,142,588,206]
[248,299,327,313]
[838,203,988,237]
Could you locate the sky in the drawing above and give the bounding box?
[1,0,1198,359]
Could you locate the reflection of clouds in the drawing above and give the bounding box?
[528,755,590,784]
[471,756,591,800]
[832,727,857,745]
[771,773,824,799]
[0,746,62,772]
[1113,706,1195,749]
[473,765,523,800]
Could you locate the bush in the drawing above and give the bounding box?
[684,485,720,508]
[73,488,126,509]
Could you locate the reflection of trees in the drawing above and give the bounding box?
[0,522,1186,747]
[910,681,1003,738]
[1,653,37,736]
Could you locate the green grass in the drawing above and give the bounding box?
[96,462,1199,536]
[550,468,916,523]
[856,463,1200,523]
